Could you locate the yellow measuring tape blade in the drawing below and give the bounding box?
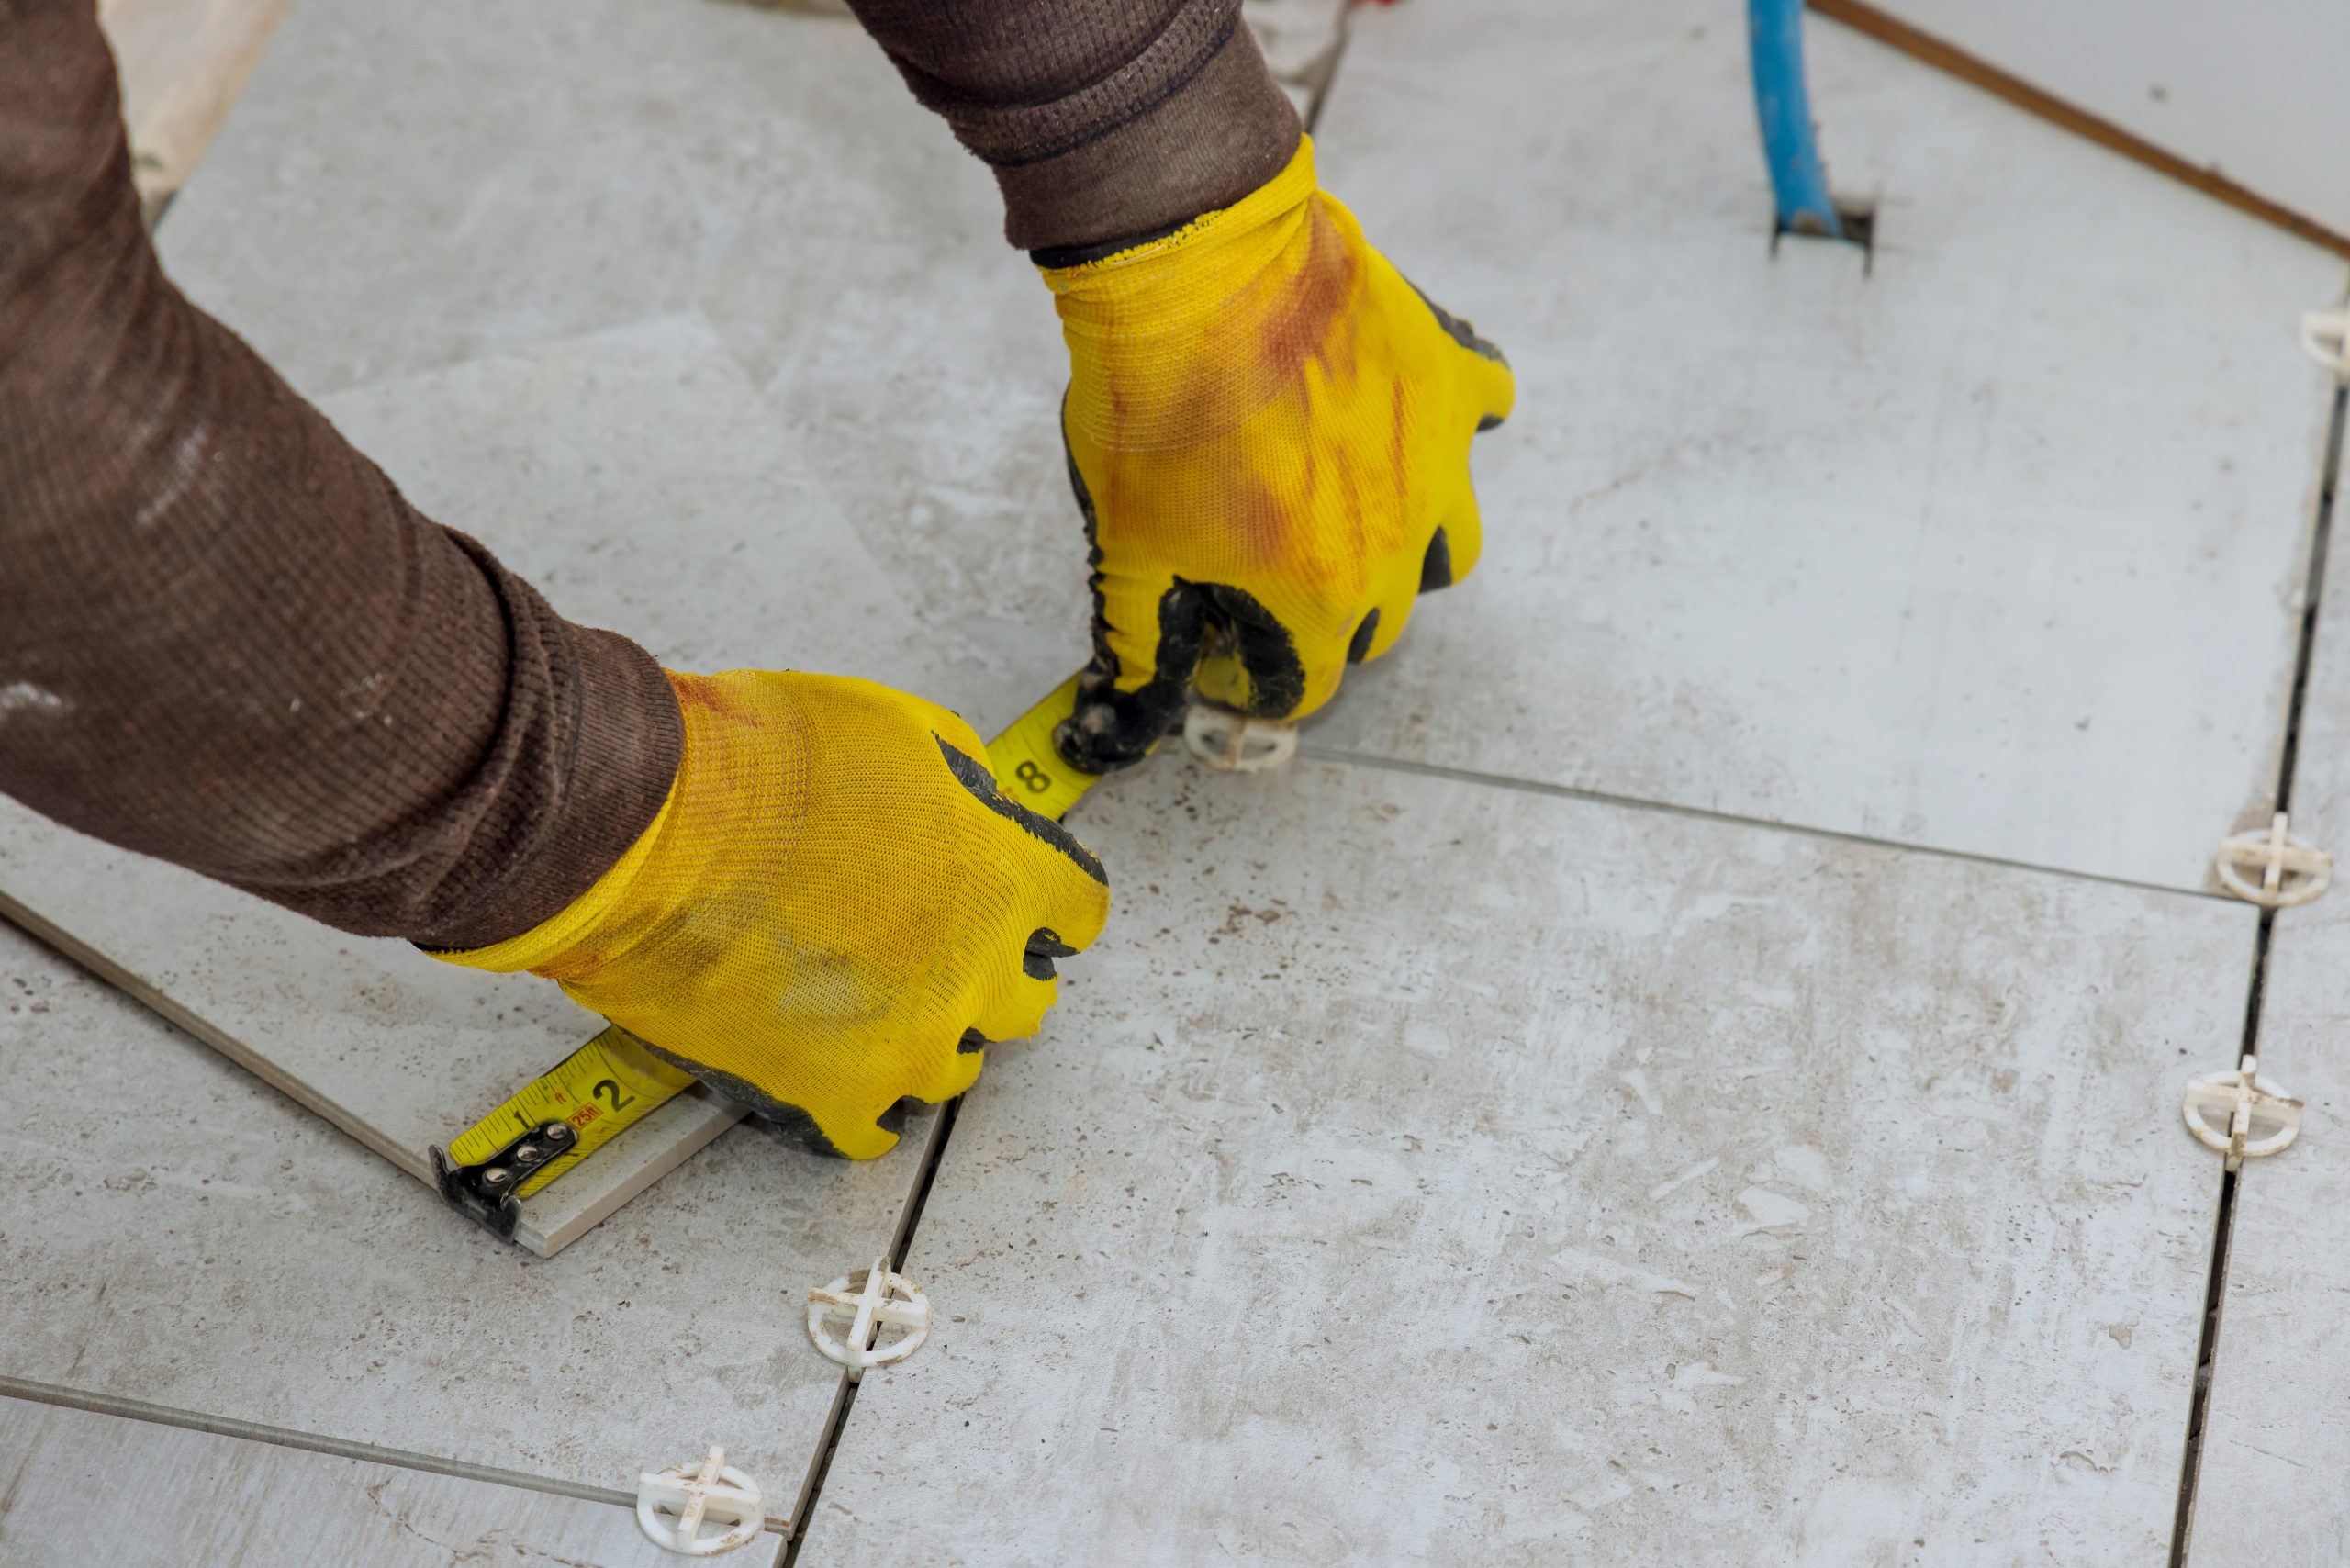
[983,670,1106,822]
[442,668,1108,1205]
[445,1025,697,1197]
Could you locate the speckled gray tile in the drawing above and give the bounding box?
[1864,0,2350,240]
[2190,905,2350,1564]
[0,1397,771,1568]
[1291,0,2345,892]
[0,314,965,1253]
[800,754,2244,1564]
[152,0,1084,704]
[0,920,913,1525]
[2188,435,2350,1562]
[153,0,958,402]
[154,0,2345,891]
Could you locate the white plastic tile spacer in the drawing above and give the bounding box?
[807,1258,930,1382]
[2301,307,2350,378]
[1183,702,1298,773]
[2214,812,2333,908]
[2183,1054,2303,1171]
[635,1446,765,1557]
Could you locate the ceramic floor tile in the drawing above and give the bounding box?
[0,921,895,1525]
[1859,0,2350,240]
[152,0,952,401]
[2191,902,2350,1564]
[799,752,2244,1564]
[2187,432,2350,1562]
[159,0,1093,709]
[1292,0,2345,892]
[0,1396,767,1568]
[159,0,2338,889]
[0,313,973,1251]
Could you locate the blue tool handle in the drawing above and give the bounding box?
[1748,0,1843,239]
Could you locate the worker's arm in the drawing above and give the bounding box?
[0,0,678,949]
[845,1,1516,769]
[842,0,1302,252]
[0,1,1106,1158]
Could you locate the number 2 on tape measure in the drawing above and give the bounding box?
[447,1026,695,1199]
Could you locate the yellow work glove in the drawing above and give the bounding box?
[436,670,1111,1159]
[1042,134,1514,772]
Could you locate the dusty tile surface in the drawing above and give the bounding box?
[2189,482,2350,1563]
[1868,0,2350,239]
[0,315,994,1249]
[0,921,919,1519]
[0,1397,766,1568]
[801,754,2244,1564]
[1294,0,2344,890]
[2192,909,2350,1565]
[154,0,2344,890]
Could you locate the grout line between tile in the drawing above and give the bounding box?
[2169,375,2349,1564]
[1294,741,2234,906]
[778,8,1367,1548]
[0,1374,673,1520]
[780,1093,964,1563]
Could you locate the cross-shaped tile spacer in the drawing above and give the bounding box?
[2303,307,2350,379]
[2214,812,2333,908]
[807,1259,931,1381]
[635,1445,766,1556]
[2182,1054,2304,1171]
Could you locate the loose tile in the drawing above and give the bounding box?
[0,1396,765,1568]
[0,922,886,1518]
[164,0,1094,705]
[0,315,968,1252]
[801,753,2244,1563]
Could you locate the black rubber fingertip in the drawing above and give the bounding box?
[1404,276,1508,364]
[934,734,1110,886]
[1476,411,1506,432]
[1024,927,1079,980]
[1054,700,1158,776]
[1419,528,1455,593]
[957,1027,989,1055]
[630,1035,856,1158]
[1347,609,1381,665]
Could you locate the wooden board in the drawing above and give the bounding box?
[0,313,995,1254]
[1833,0,2350,251]
[0,921,912,1522]
[800,750,2249,1562]
[0,1395,773,1568]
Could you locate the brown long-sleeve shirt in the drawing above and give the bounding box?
[0,0,1296,947]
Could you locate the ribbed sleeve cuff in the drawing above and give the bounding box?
[411,628,684,951]
[990,19,1303,252]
